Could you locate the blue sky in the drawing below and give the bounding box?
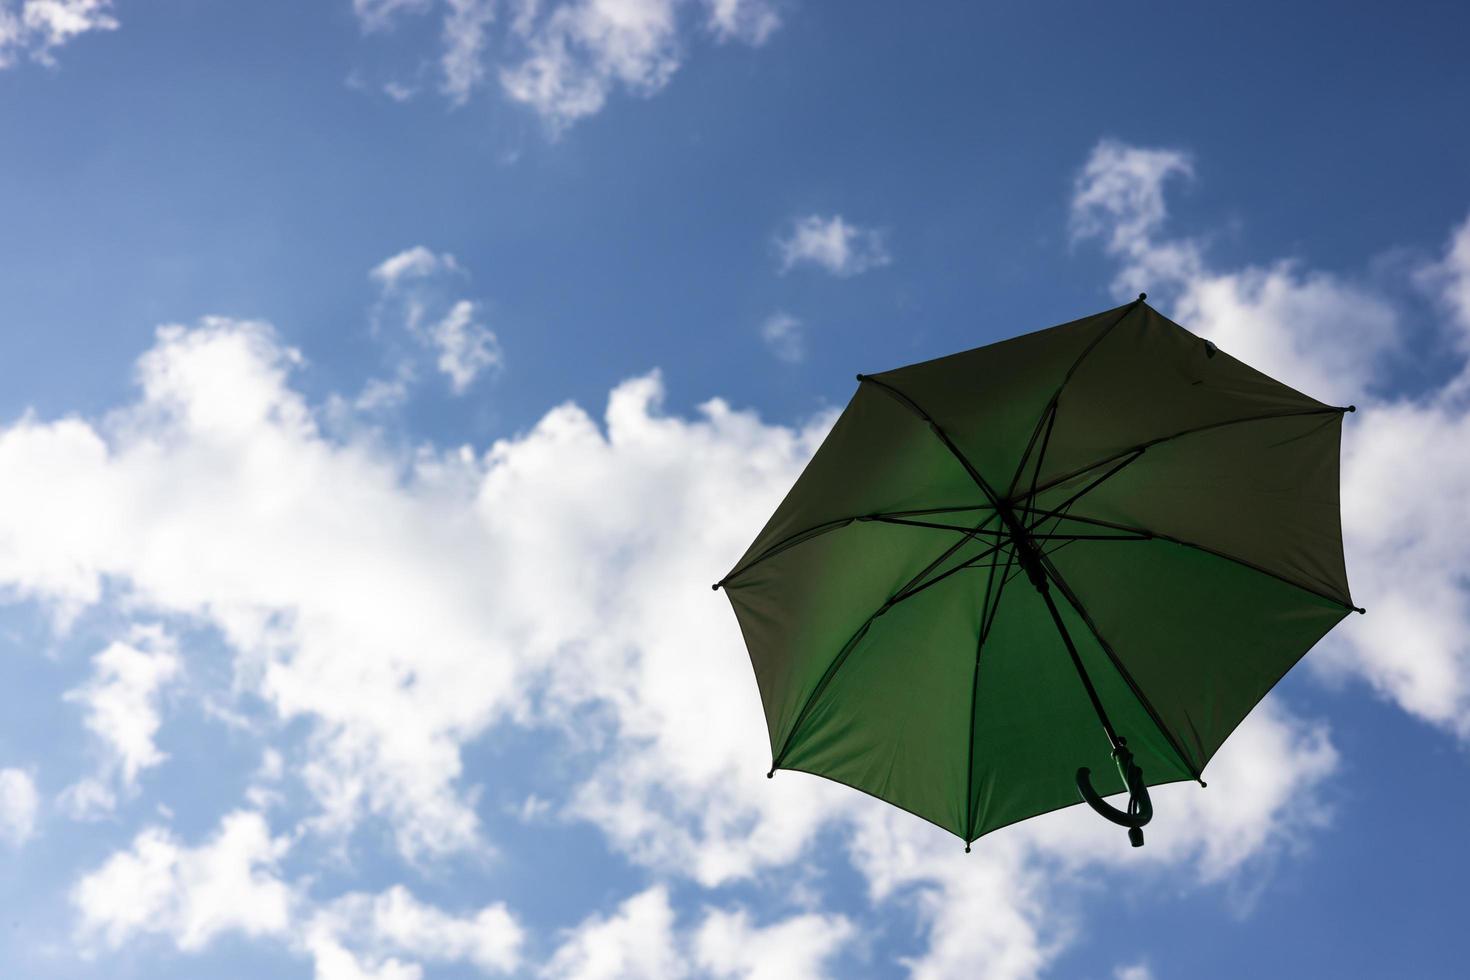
[1,1,1469,978]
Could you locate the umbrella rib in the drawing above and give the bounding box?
[856,375,1008,509]
[1005,298,1143,499]
[1018,449,1147,531]
[1022,405,1353,504]
[1013,509,1362,613]
[963,540,1016,846]
[717,504,997,588]
[869,515,1146,542]
[1037,553,1204,783]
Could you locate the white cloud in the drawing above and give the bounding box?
[307,885,523,977]
[0,0,116,69]
[1074,138,1470,745]
[701,0,780,45]
[74,807,524,977]
[693,906,853,980]
[62,625,181,814]
[543,885,684,980]
[73,810,294,952]
[0,316,843,874]
[759,311,804,363]
[354,0,433,34]
[0,768,39,846]
[775,214,891,278]
[1420,212,1470,351]
[371,246,503,395]
[543,886,852,980]
[371,245,461,288]
[354,0,780,131]
[1114,963,1154,980]
[430,298,503,393]
[441,0,497,104]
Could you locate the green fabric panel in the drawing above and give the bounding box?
[727,522,999,758]
[726,382,982,580]
[1047,539,1349,769]
[778,557,988,837]
[870,306,1126,492]
[1059,412,1351,606]
[1032,305,1330,493]
[967,573,1194,840]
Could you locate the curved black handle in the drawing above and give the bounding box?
[1077,753,1152,846]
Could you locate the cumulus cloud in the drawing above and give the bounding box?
[61,625,181,816]
[759,311,804,363]
[0,0,116,69]
[0,768,39,845]
[692,905,854,979]
[370,245,503,395]
[1073,137,1470,743]
[543,886,851,980]
[74,808,525,978]
[543,885,684,979]
[306,884,523,978]
[775,214,891,278]
[0,316,846,877]
[353,0,781,131]
[73,810,293,952]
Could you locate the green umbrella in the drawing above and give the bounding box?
[714,296,1362,850]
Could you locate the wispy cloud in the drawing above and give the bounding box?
[353,0,783,133]
[759,310,804,363]
[775,214,891,278]
[0,769,38,846]
[60,625,181,818]
[0,0,117,69]
[370,245,504,396]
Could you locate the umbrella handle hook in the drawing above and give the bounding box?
[1076,745,1152,847]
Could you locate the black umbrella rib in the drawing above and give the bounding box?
[717,516,867,586]
[1015,510,1363,614]
[1022,405,1353,505]
[963,538,1016,847]
[1019,449,1147,530]
[718,505,997,588]
[856,375,1008,509]
[1006,298,1143,499]
[1037,553,1204,783]
[868,515,1146,542]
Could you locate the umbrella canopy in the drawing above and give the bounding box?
[715,296,1361,850]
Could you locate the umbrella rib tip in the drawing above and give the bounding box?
[1354,606,1367,615]
[711,582,721,591]
[1137,292,1147,302]
[766,769,775,779]
[855,373,867,382]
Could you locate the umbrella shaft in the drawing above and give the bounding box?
[1036,577,1123,752]
[1008,518,1125,754]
